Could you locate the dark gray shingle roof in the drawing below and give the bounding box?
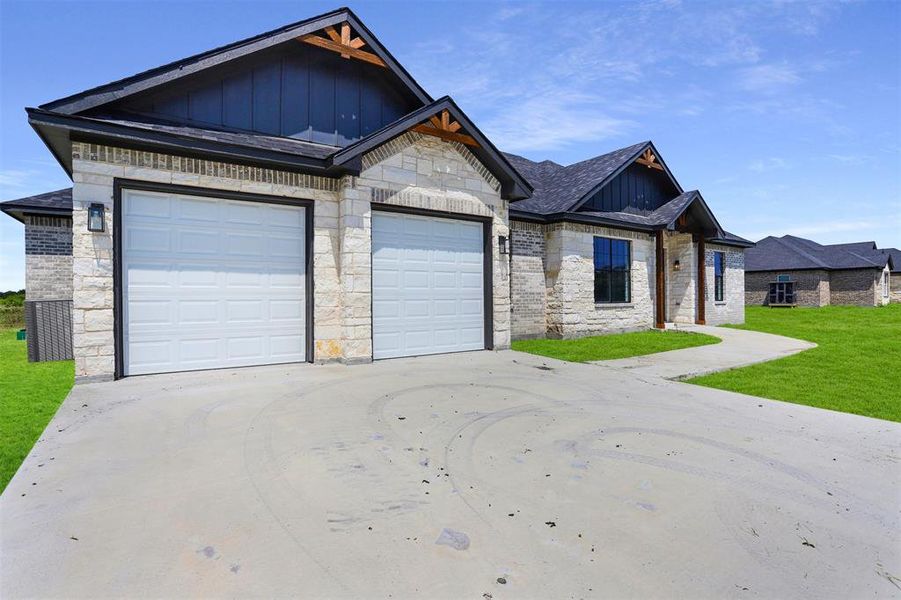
[746,235,891,272]
[504,141,652,215]
[84,111,339,160]
[881,248,901,273]
[2,188,72,211]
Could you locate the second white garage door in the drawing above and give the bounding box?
[372,211,486,359]
[122,189,307,376]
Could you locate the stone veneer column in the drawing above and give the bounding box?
[71,173,117,381]
[337,176,373,362]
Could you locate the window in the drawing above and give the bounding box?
[594,237,631,303]
[883,272,890,298]
[714,251,725,302]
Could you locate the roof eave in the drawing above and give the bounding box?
[28,108,350,178]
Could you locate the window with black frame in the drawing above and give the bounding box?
[594,237,631,303]
[714,251,725,302]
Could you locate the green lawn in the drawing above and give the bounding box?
[512,329,720,363]
[690,304,901,422]
[0,328,74,492]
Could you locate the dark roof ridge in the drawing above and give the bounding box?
[40,7,432,115]
[772,236,830,269]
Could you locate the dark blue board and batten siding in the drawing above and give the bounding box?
[123,45,417,147]
[579,162,678,213]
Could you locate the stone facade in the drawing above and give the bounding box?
[508,223,747,339]
[664,232,696,324]
[24,215,73,301]
[68,134,508,381]
[745,267,888,307]
[704,244,745,326]
[890,272,901,303]
[510,221,546,340]
[358,132,510,350]
[544,223,656,338]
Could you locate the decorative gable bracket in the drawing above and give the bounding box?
[635,148,664,171]
[298,22,386,68]
[411,109,479,147]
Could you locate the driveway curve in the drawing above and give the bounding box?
[2,350,898,599]
[596,323,817,380]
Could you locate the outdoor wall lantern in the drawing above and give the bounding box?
[673,259,681,271]
[87,203,106,232]
[498,235,508,255]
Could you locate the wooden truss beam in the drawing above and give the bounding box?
[636,148,664,171]
[299,22,386,68]
[412,109,478,146]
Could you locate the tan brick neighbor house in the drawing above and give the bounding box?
[744,236,895,307]
[1,7,751,382]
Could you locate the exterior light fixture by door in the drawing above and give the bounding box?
[673,259,681,271]
[498,235,508,255]
[87,203,105,232]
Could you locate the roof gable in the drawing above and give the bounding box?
[504,141,682,215]
[104,42,418,147]
[332,96,532,200]
[40,8,431,116]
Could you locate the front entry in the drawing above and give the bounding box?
[371,210,486,359]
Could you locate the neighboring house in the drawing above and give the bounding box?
[882,248,901,302]
[745,236,894,307]
[0,7,750,381]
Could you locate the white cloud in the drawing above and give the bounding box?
[736,63,802,93]
[481,93,635,152]
[827,154,869,165]
[748,157,789,172]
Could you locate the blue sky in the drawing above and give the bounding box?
[1,0,899,290]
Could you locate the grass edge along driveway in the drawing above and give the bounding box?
[512,329,720,363]
[689,305,901,423]
[0,328,74,493]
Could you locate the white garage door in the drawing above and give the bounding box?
[372,211,485,359]
[122,189,307,375]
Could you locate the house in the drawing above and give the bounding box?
[882,247,901,302]
[745,235,894,307]
[1,7,750,382]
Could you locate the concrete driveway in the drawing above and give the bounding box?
[2,350,899,599]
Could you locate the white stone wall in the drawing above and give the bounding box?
[70,143,339,381]
[704,244,745,325]
[68,137,509,381]
[664,232,696,324]
[357,132,510,349]
[544,223,655,338]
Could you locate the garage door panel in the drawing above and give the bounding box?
[225,202,264,225]
[372,212,485,359]
[267,206,306,229]
[179,229,220,255]
[269,235,304,258]
[123,189,306,375]
[225,300,264,322]
[270,334,305,357]
[177,266,218,287]
[177,197,219,221]
[127,193,171,219]
[178,300,219,324]
[129,300,172,326]
[227,336,264,360]
[225,232,265,257]
[128,227,172,253]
